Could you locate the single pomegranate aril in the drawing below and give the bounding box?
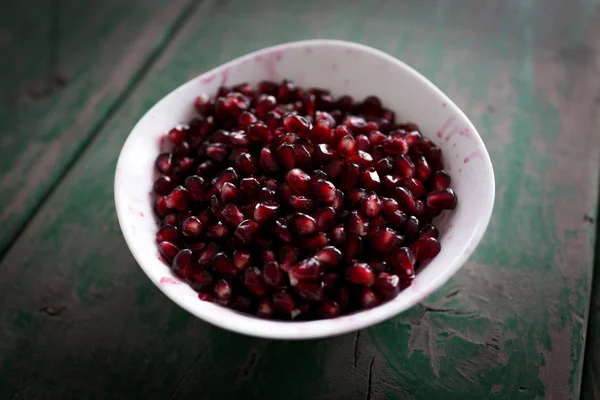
[206,221,231,240]
[154,176,177,195]
[276,143,297,170]
[165,186,190,211]
[375,158,393,175]
[256,94,277,117]
[212,252,236,277]
[259,147,279,173]
[347,211,369,237]
[213,167,238,191]
[347,263,375,286]
[239,177,261,198]
[205,143,229,162]
[313,179,337,204]
[158,241,180,264]
[230,295,251,312]
[283,114,312,134]
[414,155,432,182]
[394,155,415,178]
[162,213,179,227]
[234,152,258,175]
[257,299,275,318]
[360,288,380,308]
[214,279,233,302]
[371,227,398,252]
[303,232,330,250]
[315,207,337,231]
[155,153,174,174]
[390,247,416,277]
[289,258,322,284]
[243,267,266,296]
[193,241,219,267]
[332,225,347,244]
[185,175,206,201]
[383,135,408,155]
[412,237,441,261]
[426,188,458,210]
[433,170,452,190]
[360,193,382,217]
[338,135,358,156]
[233,250,251,272]
[361,168,380,191]
[374,273,400,300]
[220,182,243,203]
[247,121,271,143]
[290,213,317,236]
[404,216,420,241]
[399,178,425,198]
[273,218,293,242]
[234,219,260,245]
[222,204,245,226]
[314,143,336,163]
[172,249,192,279]
[339,162,361,190]
[344,236,362,261]
[394,186,416,213]
[194,94,213,115]
[419,224,439,239]
[295,281,325,301]
[286,168,312,195]
[253,201,279,223]
[263,261,284,288]
[315,246,342,266]
[156,224,180,243]
[273,291,295,313]
[182,216,203,237]
[319,299,341,318]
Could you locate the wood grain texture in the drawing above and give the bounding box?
[0,0,196,256]
[1,0,599,399]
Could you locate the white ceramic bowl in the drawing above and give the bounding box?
[114,40,494,340]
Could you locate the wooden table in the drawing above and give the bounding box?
[1,1,599,398]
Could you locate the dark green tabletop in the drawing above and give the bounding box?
[1,0,600,399]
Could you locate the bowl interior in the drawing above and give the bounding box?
[114,40,494,339]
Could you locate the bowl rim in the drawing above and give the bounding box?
[114,39,495,340]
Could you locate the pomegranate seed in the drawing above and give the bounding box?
[196,160,217,178]
[361,168,380,191]
[277,80,297,102]
[370,260,388,274]
[220,182,243,203]
[347,211,369,237]
[332,225,347,244]
[426,188,457,210]
[197,242,220,267]
[283,114,312,134]
[182,216,203,237]
[414,155,432,182]
[207,221,231,240]
[383,135,408,155]
[257,298,275,318]
[344,236,362,261]
[339,162,360,190]
[212,252,236,277]
[222,204,244,226]
[154,196,169,218]
[433,170,452,190]
[360,288,380,308]
[273,291,295,312]
[184,175,206,201]
[319,299,341,318]
[172,249,192,279]
[234,152,258,175]
[344,116,367,134]
[359,193,382,217]
[172,141,191,157]
[394,186,416,213]
[347,263,375,286]
[394,155,415,178]
[213,167,238,191]
[303,232,330,250]
[332,190,345,211]
[273,218,293,242]
[289,257,321,285]
[311,169,328,182]
[314,207,337,231]
[315,246,342,265]
[243,267,266,296]
[276,143,297,170]
[162,213,179,227]
[214,279,233,302]
[404,216,420,241]
[156,224,180,243]
[239,177,261,198]
[253,201,279,223]
[338,135,358,156]
[263,261,283,288]
[313,179,337,204]
[191,270,214,289]
[205,143,229,162]
[289,195,314,212]
[290,213,317,236]
[232,250,251,272]
[390,247,416,277]
[230,295,251,312]
[399,178,425,198]
[347,150,374,167]
[194,94,213,115]
[348,188,367,206]
[165,186,190,211]
[154,176,177,196]
[247,121,271,143]
[256,94,277,117]
[158,241,180,264]
[259,187,276,203]
[412,237,441,261]
[371,227,398,252]
[155,153,174,174]
[356,135,370,152]
[286,168,312,195]
[375,158,393,175]
[420,223,439,239]
[296,281,325,301]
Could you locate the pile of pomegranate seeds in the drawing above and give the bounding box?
[152,79,457,320]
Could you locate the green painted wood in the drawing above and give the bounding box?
[1,0,599,398]
[0,0,196,257]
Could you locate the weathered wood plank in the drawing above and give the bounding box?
[0,0,195,256]
[1,0,599,399]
